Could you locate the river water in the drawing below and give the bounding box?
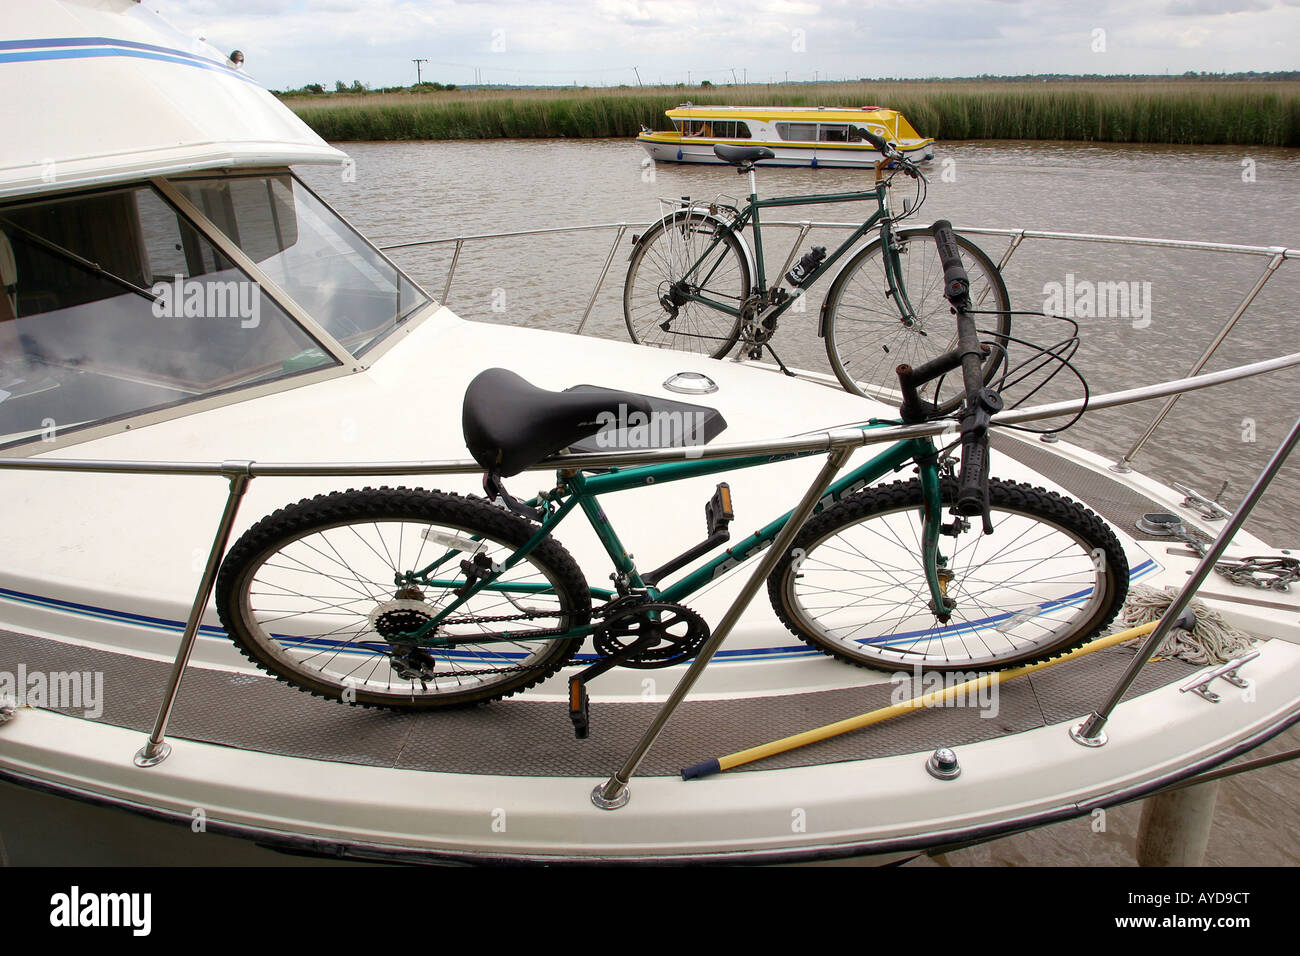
[299,139,1299,866]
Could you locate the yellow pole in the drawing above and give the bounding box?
[681,620,1160,780]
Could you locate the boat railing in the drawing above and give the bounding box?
[379,223,1296,474]
[2,350,1299,799]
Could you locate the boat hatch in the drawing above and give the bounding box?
[0,173,430,450]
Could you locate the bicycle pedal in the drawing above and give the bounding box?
[568,677,590,740]
[706,482,734,537]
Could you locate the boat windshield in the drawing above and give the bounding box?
[169,173,429,357]
[0,184,338,449]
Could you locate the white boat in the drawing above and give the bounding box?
[2,0,1298,866]
[637,104,936,167]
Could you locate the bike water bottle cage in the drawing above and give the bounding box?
[462,367,654,477]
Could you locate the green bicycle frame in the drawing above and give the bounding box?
[668,177,921,331]
[402,427,948,648]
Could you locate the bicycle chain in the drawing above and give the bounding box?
[385,597,634,678]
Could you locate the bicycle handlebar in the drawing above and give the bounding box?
[853,127,922,179]
[857,127,892,154]
[932,220,1002,525]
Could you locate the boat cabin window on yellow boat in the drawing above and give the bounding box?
[775,122,870,143]
[673,119,751,139]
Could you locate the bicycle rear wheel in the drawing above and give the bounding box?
[216,487,590,709]
[624,212,749,358]
[767,478,1128,672]
[823,227,1011,412]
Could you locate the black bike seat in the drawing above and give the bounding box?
[462,368,655,476]
[713,144,776,166]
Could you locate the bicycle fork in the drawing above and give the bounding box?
[917,453,957,622]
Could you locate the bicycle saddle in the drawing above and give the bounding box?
[713,144,776,166]
[462,368,654,477]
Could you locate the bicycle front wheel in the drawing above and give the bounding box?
[824,227,1011,412]
[767,478,1128,672]
[215,487,590,709]
[624,212,749,358]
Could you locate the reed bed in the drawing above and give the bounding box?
[284,80,1300,146]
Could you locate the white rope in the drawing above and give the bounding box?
[0,694,15,726]
[1120,584,1256,666]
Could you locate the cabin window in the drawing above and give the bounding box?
[710,121,751,139]
[818,124,849,142]
[775,123,818,141]
[0,185,337,449]
[170,174,429,357]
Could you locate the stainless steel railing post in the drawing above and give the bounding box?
[440,237,464,306]
[994,229,1025,273]
[593,442,855,809]
[1072,412,1300,746]
[133,461,254,768]
[575,223,628,335]
[1111,250,1287,473]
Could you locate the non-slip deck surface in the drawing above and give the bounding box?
[1,628,1194,777]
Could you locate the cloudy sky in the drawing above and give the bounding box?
[156,0,1300,90]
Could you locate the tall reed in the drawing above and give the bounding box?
[286,81,1300,146]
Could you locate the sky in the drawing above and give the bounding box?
[154,0,1300,90]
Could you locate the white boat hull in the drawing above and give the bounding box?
[638,137,935,168]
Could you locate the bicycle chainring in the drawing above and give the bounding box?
[593,601,710,669]
[737,295,773,346]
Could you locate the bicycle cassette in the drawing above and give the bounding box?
[593,601,710,669]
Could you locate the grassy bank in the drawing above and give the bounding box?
[285,80,1300,146]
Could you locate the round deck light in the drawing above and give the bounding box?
[663,372,718,395]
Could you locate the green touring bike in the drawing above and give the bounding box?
[624,131,1011,413]
[217,224,1124,735]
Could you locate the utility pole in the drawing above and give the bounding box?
[731,68,738,85]
[633,66,643,87]
[412,58,427,84]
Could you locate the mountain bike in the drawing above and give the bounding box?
[623,131,1011,413]
[216,225,1122,734]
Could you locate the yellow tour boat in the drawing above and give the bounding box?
[636,104,936,167]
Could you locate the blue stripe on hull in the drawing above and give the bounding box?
[0,559,1158,664]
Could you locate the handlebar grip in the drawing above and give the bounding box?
[931,220,970,310]
[856,127,892,155]
[956,433,989,518]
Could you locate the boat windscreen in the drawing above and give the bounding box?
[170,174,429,357]
[0,185,338,449]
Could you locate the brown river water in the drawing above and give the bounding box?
[300,139,1299,866]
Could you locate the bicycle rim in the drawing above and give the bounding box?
[825,228,1010,412]
[774,480,1124,671]
[624,213,747,358]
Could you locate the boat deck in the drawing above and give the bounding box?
[1,628,1194,777]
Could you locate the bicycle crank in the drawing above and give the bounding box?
[567,601,711,739]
